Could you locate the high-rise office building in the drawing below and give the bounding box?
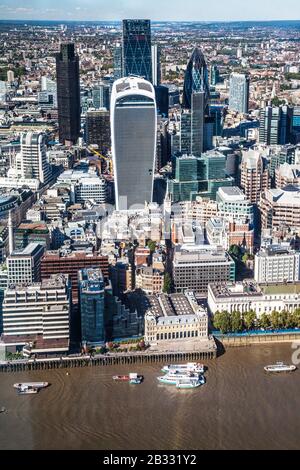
[79,268,107,345]
[259,105,293,145]
[114,43,123,81]
[183,48,210,110]
[191,92,205,156]
[240,150,270,204]
[19,132,51,185]
[154,85,169,117]
[56,43,81,146]
[210,64,220,86]
[122,19,152,82]
[92,82,110,110]
[229,73,250,114]
[86,109,111,156]
[111,76,157,210]
[151,44,161,86]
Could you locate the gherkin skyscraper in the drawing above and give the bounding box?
[183,47,210,110]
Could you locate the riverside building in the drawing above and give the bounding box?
[254,245,300,284]
[144,291,209,350]
[1,274,71,355]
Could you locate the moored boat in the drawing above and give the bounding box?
[176,376,205,389]
[157,372,200,385]
[16,385,39,395]
[264,362,297,373]
[13,382,48,389]
[113,373,143,384]
[161,362,205,374]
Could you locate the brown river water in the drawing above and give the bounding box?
[1,343,300,450]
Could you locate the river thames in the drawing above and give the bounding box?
[1,343,300,450]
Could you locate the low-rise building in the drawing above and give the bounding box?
[208,281,300,316]
[144,291,209,349]
[254,245,300,284]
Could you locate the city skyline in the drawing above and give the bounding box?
[1,0,300,21]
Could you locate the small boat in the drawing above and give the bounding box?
[13,382,48,389]
[264,362,297,373]
[157,372,200,385]
[161,362,205,374]
[17,385,39,395]
[0,407,6,413]
[113,375,130,382]
[113,373,143,384]
[129,373,143,384]
[176,376,206,389]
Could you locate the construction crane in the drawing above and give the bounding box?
[88,146,113,174]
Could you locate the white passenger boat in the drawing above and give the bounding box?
[176,376,206,389]
[161,362,205,374]
[13,382,48,389]
[264,362,297,373]
[157,372,200,385]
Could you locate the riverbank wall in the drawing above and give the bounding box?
[0,349,217,373]
[218,332,300,348]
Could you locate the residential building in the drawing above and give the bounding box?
[229,73,250,114]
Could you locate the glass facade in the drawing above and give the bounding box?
[123,19,152,82]
[183,48,210,110]
[56,43,81,145]
[79,269,106,345]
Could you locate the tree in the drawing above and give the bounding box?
[292,308,300,328]
[229,245,241,259]
[259,312,270,329]
[213,311,231,334]
[270,311,282,329]
[231,311,243,332]
[163,273,172,294]
[147,240,156,253]
[243,310,257,331]
[285,311,295,329]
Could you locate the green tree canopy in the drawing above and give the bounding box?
[163,273,172,294]
[231,311,243,332]
[213,311,231,334]
[243,310,257,330]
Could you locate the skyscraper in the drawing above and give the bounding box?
[92,82,110,110]
[122,19,152,82]
[20,132,51,184]
[111,76,157,211]
[229,73,250,114]
[86,109,111,155]
[56,43,81,146]
[114,43,123,81]
[191,92,205,156]
[151,44,161,86]
[183,48,210,110]
[259,105,293,145]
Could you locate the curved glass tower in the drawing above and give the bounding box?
[183,48,210,110]
[111,77,157,211]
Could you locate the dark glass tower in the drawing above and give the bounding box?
[122,19,152,82]
[56,43,81,145]
[183,48,210,110]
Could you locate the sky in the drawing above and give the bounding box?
[0,0,300,22]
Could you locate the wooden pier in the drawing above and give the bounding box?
[0,349,217,373]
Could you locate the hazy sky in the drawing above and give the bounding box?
[0,0,300,22]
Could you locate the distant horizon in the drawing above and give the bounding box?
[1,18,300,24]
